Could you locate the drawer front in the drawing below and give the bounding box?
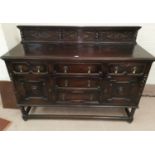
[56,92,99,104]
[12,62,29,74]
[56,77,100,89]
[107,63,146,76]
[54,63,102,74]
[11,62,50,75]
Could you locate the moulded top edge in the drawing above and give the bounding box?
[17,25,141,30]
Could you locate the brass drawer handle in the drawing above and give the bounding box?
[64,66,68,73]
[88,66,91,74]
[114,66,119,74]
[18,65,23,73]
[31,85,38,90]
[113,66,127,75]
[32,65,48,75]
[36,66,41,73]
[132,66,137,74]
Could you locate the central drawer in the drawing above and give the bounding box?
[54,63,102,75]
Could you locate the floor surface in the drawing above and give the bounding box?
[0,97,155,131]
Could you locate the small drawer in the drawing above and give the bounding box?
[108,63,146,76]
[12,62,29,74]
[54,63,102,75]
[11,62,49,75]
[56,77,100,89]
[31,64,48,75]
[127,63,146,75]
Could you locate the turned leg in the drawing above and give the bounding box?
[20,106,31,121]
[26,106,32,114]
[125,107,136,123]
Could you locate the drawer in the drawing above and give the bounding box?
[54,63,102,75]
[108,63,146,76]
[55,77,100,89]
[11,62,49,75]
[31,63,49,75]
[12,62,29,74]
[56,92,99,104]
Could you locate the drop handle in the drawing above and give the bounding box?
[36,66,41,73]
[114,66,119,74]
[31,85,38,90]
[132,66,137,74]
[18,65,23,73]
[64,66,68,73]
[88,66,91,74]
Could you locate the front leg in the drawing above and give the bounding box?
[20,106,29,121]
[125,107,136,123]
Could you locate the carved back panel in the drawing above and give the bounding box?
[18,26,141,44]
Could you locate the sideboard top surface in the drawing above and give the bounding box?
[2,43,155,61]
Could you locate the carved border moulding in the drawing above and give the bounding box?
[22,30,60,41]
[99,31,137,42]
[82,31,99,41]
[62,30,78,41]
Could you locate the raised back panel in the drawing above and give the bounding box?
[18,26,141,44]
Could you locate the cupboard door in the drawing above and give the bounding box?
[102,76,141,106]
[14,77,51,105]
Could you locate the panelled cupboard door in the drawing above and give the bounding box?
[102,76,142,106]
[13,76,53,105]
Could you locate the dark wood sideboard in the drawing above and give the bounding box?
[1,26,155,122]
